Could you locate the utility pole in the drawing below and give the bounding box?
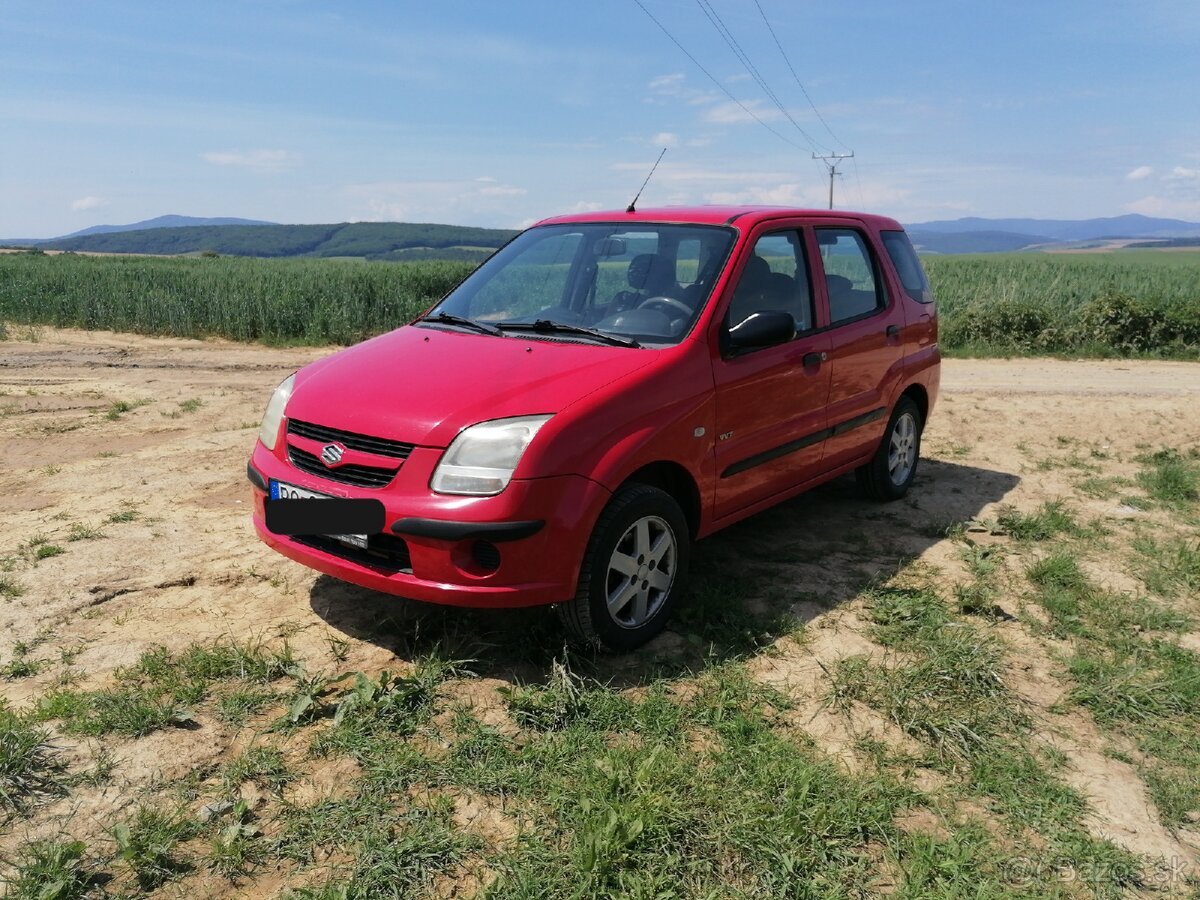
[812,151,854,209]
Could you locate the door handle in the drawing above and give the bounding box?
[802,352,826,367]
[886,324,900,338]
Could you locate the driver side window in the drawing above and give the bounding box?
[725,231,813,334]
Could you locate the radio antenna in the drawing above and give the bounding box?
[626,147,667,213]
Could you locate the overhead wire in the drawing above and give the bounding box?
[851,154,866,209]
[692,0,827,157]
[751,0,845,152]
[629,0,814,155]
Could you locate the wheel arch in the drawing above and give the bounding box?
[621,461,702,540]
[899,382,929,424]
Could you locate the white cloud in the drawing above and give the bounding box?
[70,195,107,211]
[1125,165,1154,181]
[1124,195,1200,218]
[567,201,603,213]
[344,178,529,223]
[1167,166,1199,181]
[648,73,685,91]
[646,72,716,108]
[201,149,300,172]
[650,131,678,148]
[477,185,527,197]
[701,99,782,125]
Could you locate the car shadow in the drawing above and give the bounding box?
[308,459,1019,688]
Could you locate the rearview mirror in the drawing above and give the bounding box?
[593,237,627,258]
[725,310,795,354]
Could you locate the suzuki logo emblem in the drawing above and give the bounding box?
[320,442,346,466]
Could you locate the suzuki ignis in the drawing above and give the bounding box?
[248,207,939,650]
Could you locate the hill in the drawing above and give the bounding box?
[907,213,1200,242]
[26,221,518,261]
[52,215,277,240]
[907,230,1054,254]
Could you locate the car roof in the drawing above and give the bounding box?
[534,205,903,231]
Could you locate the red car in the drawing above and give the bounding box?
[248,206,939,650]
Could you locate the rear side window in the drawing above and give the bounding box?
[815,228,884,324]
[881,230,934,304]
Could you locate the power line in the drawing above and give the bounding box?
[629,0,813,155]
[692,0,826,155]
[850,153,866,209]
[752,0,845,151]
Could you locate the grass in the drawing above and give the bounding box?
[1022,523,1200,830]
[0,574,25,598]
[996,499,1085,541]
[104,398,150,420]
[104,503,142,525]
[66,523,105,542]
[1132,533,1200,597]
[1135,448,1200,508]
[2,839,95,900]
[161,397,203,418]
[1,248,1198,358]
[5,425,1200,897]
[34,640,296,737]
[925,251,1200,358]
[113,804,197,890]
[0,253,468,346]
[0,702,66,813]
[224,746,292,792]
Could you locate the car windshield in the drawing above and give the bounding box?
[421,222,736,347]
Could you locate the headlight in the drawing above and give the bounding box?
[258,374,295,451]
[431,415,553,496]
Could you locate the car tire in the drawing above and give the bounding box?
[557,483,689,652]
[856,396,923,501]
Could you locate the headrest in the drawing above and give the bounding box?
[826,274,853,296]
[626,254,659,290]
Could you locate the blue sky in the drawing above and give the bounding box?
[3,0,1199,237]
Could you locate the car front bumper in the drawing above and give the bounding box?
[247,442,611,608]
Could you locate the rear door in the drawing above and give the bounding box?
[710,226,832,520]
[809,224,905,470]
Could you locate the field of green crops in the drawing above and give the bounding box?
[1,249,1198,357]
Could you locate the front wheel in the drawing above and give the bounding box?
[557,483,689,652]
[856,396,923,501]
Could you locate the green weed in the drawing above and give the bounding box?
[104,398,150,420]
[113,804,197,890]
[1,703,66,812]
[2,839,95,900]
[1136,448,1200,508]
[1132,534,1200,596]
[997,500,1084,541]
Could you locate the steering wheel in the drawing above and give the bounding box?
[637,296,692,318]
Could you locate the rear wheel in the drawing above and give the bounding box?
[557,483,689,651]
[856,396,923,501]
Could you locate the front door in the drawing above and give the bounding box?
[711,228,833,521]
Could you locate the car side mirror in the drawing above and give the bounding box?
[725,310,795,354]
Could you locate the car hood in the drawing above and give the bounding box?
[285,325,656,447]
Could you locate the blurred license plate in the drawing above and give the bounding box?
[269,480,368,549]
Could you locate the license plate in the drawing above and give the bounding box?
[269,480,369,549]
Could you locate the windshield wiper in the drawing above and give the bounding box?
[416,312,502,337]
[497,320,641,348]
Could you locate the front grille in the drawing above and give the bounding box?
[288,419,414,460]
[293,533,412,573]
[289,446,398,489]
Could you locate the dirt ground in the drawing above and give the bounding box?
[2,327,1199,893]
